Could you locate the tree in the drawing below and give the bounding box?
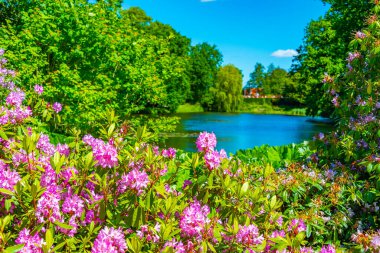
[247,63,265,88]
[292,0,372,117]
[0,0,191,133]
[209,64,243,112]
[188,43,223,106]
[260,67,294,96]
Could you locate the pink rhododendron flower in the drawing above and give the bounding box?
[204,150,221,170]
[83,135,118,168]
[355,31,366,39]
[6,90,25,107]
[162,239,186,253]
[34,84,43,95]
[53,102,62,113]
[347,52,361,63]
[161,147,176,158]
[0,159,21,193]
[288,218,306,234]
[179,200,211,240]
[196,131,217,152]
[56,143,70,156]
[15,228,44,253]
[371,233,380,250]
[91,227,127,253]
[236,224,264,246]
[36,186,62,223]
[118,168,149,196]
[320,244,336,253]
[37,133,56,156]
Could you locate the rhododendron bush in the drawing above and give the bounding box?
[1,2,380,253]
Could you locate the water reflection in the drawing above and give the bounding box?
[164,113,334,154]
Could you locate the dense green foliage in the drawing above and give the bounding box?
[187,42,223,109]
[247,63,266,89]
[0,0,192,134]
[247,64,298,100]
[292,0,372,117]
[0,0,243,136]
[209,64,243,112]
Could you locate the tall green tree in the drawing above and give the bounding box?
[209,64,243,112]
[292,0,372,117]
[188,42,223,106]
[247,63,265,88]
[263,68,292,95]
[0,0,191,132]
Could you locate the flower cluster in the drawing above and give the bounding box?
[91,227,127,253]
[83,134,118,168]
[118,168,149,196]
[35,186,62,223]
[53,102,62,113]
[15,228,45,253]
[34,84,44,95]
[196,131,217,152]
[0,159,21,193]
[236,224,264,247]
[196,132,227,170]
[179,200,211,240]
[288,219,306,235]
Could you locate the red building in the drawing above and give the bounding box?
[243,87,263,98]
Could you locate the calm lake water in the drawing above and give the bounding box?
[164,113,334,154]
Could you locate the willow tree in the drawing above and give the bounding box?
[210,64,243,112]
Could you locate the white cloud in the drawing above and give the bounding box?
[200,0,216,2]
[271,49,298,58]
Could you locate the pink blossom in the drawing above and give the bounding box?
[34,85,43,95]
[37,134,56,156]
[347,52,361,63]
[179,200,210,240]
[36,186,62,223]
[60,167,78,185]
[40,166,58,188]
[196,131,217,152]
[83,135,118,168]
[332,95,339,107]
[118,169,149,196]
[53,102,62,113]
[0,159,21,193]
[204,150,221,170]
[62,193,84,218]
[56,143,70,156]
[91,227,127,253]
[236,224,264,246]
[320,245,336,253]
[371,233,380,250]
[300,247,314,253]
[6,90,25,107]
[288,219,306,234]
[162,239,186,253]
[355,31,366,39]
[15,228,44,253]
[161,147,176,158]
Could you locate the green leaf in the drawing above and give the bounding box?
[0,188,14,196]
[0,130,9,140]
[45,229,54,250]
[52,242,66,252]
[270,195,277,209]
[240,182,249,196]
[4,244,24,253]
[54,221,74,230]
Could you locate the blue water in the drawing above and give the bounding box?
[164,113,333,154]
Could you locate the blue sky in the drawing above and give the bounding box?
[124,0,329,85]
